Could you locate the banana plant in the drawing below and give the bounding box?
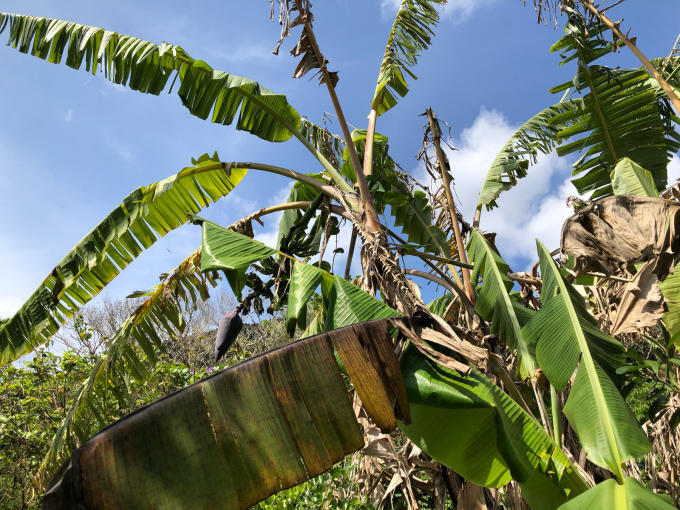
[474,13,680,225]
[2,2,679,509]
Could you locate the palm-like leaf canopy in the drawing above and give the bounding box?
[551,21,679,198]
[476,20,680,212]
[0,13,300,142]
[476,100,580,210]
[372,0,445,116]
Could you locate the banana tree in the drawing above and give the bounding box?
[2,1,680,509]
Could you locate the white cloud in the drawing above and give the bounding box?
[668,154,680,185]
[0,296,22,319]
[415,107,573,269]
[380,0,499,21]
[64,108,73,123]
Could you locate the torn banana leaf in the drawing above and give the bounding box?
[561,195,680,277]
[42,319,408,510]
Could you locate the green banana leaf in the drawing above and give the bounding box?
[42,319,408,510]
[276,176,327,250]
[610,157,659,197]
[286,261,326,335]
[426,293,454,317]
[660,266,680,346]
[468,229,537,379]
[522,241,649,480]
[557,477,676,510]
[371,0,445,116]
[477,100,580,210]
[201,221,277,271]
[0,13,300,142]
[550,21,679,198]
[201,219,401,326]
[0,153,246,364]
[477,21,679,210]
[391,189,451,256]
[400,348,588,507]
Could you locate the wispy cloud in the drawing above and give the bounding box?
[209,44,280,65]
[64,108,73,123]
[106,139,135,162]
[380,0,500,22]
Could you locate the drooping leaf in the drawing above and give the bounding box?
[522,241,648,478]
[610,157,659,197]
[372,0,445,116]
[400,348,588,503]
[299,119,345,169]
[276,177,326,250]
[0,13,300,142]
[468,229,537,379]
[610,261,666,336]
[390,189,450,256]
[477,100,580,210]
[200,223,400,332]
[0,153,246,365]
[557,477,676,510]
[561,195,680,276]
[325,275,401,330]
[35,250,220,491]
[339,129,397,195]
[42,320,407,510]
[200,221,277,272]
[286,261,325,335]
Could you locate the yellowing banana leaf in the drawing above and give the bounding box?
[0,153,246,364]
[610,157,659,197]
[42,319,408,510]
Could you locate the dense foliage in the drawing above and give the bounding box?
[2,1,680,509]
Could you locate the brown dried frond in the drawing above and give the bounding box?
[269,0,339,87]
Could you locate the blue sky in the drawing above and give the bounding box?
[1,0,679,316]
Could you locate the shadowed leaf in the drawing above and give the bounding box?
[42,320,408,510]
